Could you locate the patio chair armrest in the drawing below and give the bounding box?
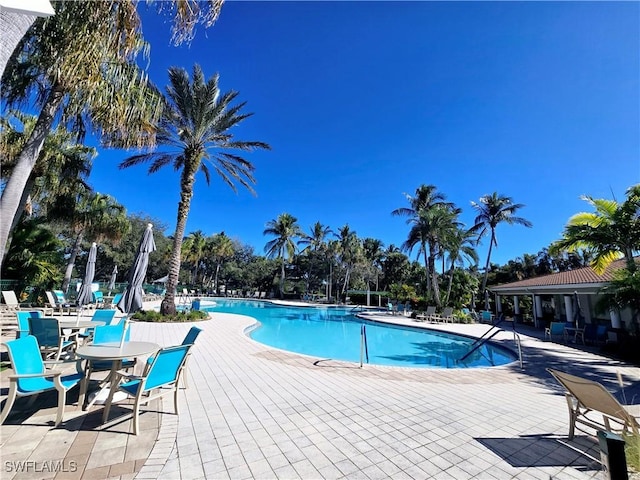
[9,371,63,380]
[116,370,143,380]
[44,358,84,373]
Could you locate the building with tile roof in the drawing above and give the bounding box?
[488,258,636,330]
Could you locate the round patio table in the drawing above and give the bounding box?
[58,319,105,329]
[76,341,160,411]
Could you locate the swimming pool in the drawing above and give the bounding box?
[201,299,516,368]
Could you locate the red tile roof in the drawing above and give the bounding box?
[490,257,635,292]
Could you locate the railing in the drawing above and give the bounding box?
[458,314,524,368]
[360,324,369,367]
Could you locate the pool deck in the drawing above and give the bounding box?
[2,301,640,479]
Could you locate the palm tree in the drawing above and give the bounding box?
[182,230,207,285]
[443,227,479,304]
[121,65,269,314]
[264,213,302,298]
[0,0,225,267]
[362,238,385,292]
[298,222,333,294]
[0,111,94,242]
[0,1,161,264]
[336,225,360,297]
[471,192,533,294]
[392,185,454,298]
[208,232,234,292]
[551,184,640,274]
[57,191,130,292]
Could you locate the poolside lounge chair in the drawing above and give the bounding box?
[547,368,640,439]
[416,306,436,322]
[544,322,566,342]
[51,290,79,315]
[2,290,31,311]
[103,343,193,435]
[0,335,83,426]
[431,307,454,323]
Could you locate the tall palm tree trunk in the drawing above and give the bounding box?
[428,250,442,308]
[214,262,221,292]
[161,168,196,315]
[0,87,64,266]
[0,12,37,79]
[279,259,285,298]
[445,265,455,304]
[422,245,430,293]
[2,173,37,266]
[62,232,84,293]
[481,231,496,294]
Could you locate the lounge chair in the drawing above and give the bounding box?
[1,335,84,426]
[1,290,31,311]
[416,306,436,322]
[547,368,640,439]
[103,343,193,435]
[431,307,454,323]
[51,290,79,315]
[544,322,566,342]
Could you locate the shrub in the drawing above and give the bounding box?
[132,309,209,323]
[626,432,640,473]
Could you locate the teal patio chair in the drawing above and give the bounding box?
[16,311,43,339]
[78,309,118,342]
[79,322,134,410]
[51,290,79,315]
[28,317,78,360]
[1,335,83,426]
[111,293,123,310]
[92,291,105,308]
[480,310,493,323]
[544,321,566,342]
[146,326,202,388]
[103,343,192,435]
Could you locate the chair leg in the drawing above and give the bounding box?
[174,383,180,415]
[102,385,117,424]
[55,388,66,426]
[132,391,145,436]
[0,383,18,424]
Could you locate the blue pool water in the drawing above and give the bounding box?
[201,299,516,368]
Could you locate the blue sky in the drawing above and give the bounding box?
[89,1,639,267]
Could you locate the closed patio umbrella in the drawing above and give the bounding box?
[107,265,118,296]
[117,224,156,314]
[76,242,97,308]
[573,291,584,327]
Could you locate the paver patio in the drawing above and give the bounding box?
[2,303,639,479]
